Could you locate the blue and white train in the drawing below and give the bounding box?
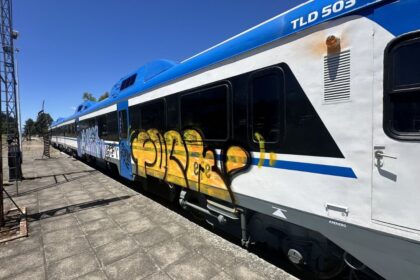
[50,1,420,279]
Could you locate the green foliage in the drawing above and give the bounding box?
[35,112,53,135]
[98,91,109,101]
[0,112,17,135]
[82,92,97,102]
[23,118,36,137]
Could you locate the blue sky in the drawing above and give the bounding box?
[14,0,305,123]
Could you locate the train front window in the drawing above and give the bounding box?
[250,67,285,143]
[385,35,420,139]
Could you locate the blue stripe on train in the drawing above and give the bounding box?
[250,158,357,179]
[215,154,357,179]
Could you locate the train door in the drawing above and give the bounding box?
[117,101,134,180]
[372,33,420,231]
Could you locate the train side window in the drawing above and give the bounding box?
[97,115,108,138]
[180,84,229,141]
[105,112,119,141]
[385,35,420,139]
[129,104,141,131]
[119,110,128,139]
[250,67,285,143]
[141,100,165,131]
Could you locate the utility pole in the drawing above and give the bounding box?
[0,0,21,226]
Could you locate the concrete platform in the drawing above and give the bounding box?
[0,139,297,280]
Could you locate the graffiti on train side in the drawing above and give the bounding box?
[131,128,251,203]
[78,125,119,160]
[254,132,277,168]
[105,145,119,160]
[120,141,131,170]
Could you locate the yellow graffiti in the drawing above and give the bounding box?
[131,128,249,203]
[254,132,265,168]
[269,152,277,167]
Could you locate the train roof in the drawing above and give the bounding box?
[52,0,387,127]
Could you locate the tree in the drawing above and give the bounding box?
[0,112,17,135]
[98,91,109,101]
[23,118,36,139]
[82,92,96,102]
[35,112,53,135]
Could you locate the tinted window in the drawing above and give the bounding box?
[97,115,108,138]
[392,41,420,89]
[389,93,420,133]
[141,101,165,131]
[180,84,228,140]
[120,74,137,91]
[251,68,284,143]
[105,112,119,141]
[385,35,420,138]
[119,110,128,139]
[129,104,141,131]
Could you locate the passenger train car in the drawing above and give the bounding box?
[50,1,420,279]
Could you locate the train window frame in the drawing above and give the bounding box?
[384,32,420,141]
[248,66,286,145]
[179,83,230,142]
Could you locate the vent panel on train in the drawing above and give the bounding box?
[324,50,351,103]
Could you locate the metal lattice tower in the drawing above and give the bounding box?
[0,0,21,226]
[0,0,19,142]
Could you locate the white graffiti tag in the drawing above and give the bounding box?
[78,125,107,158]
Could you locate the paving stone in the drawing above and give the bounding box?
[210,272,234,280]
[198,245,239,268]
[95,237,139,265]
[76,270,108,280]
[176,233,209,250]
[43,226,84,244]
[161,221,188,238]
[39,204,68,213]
[89,191,115,200]
[149,240,191,268]
[86,227,126,248]
[226,264,267,280]
[68,195,93,205]
[133,226,172,249]
[165,254,219,280]
[47,251,99,280]
[7,265,45,280]
[0,235,42,259]
[38,194,64,202]
[41,214,79,233]
[104,252,157,280]
[0,249,44,279]
[28,220,42,236]
[144,271,173,280]
[105,203,132,216]
[125,195,149,209]
[66,190,89,197]
[76,208,108,223]
[80,217,118,234]
[44,236,91,263]
[111,210,143,225]
[122,216,155,233]
[239,259,294,280]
